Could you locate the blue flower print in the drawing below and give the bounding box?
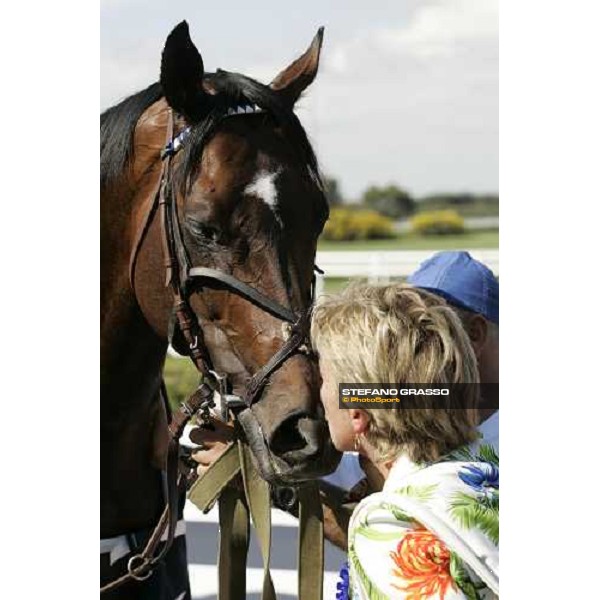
[336,560,350,600]
[458,463,499,497]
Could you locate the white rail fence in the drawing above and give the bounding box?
[314,249,498,295]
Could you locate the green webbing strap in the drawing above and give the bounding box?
[238,441,277,600]
[187,439,326,600]
[297,484,324,600]
[217,486,250,600]
[188,443,241,511]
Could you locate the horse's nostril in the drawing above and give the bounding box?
[268,413,314,457]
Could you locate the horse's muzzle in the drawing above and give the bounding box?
[236,408,341,484]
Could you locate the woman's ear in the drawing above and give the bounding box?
[349,409,370,435]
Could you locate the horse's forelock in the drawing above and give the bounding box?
[175,70,322,192]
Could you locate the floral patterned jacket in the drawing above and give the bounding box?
[345,444,499,600]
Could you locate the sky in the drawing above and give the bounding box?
[101,0,498,200]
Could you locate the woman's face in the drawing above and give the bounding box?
[319,358,355,452]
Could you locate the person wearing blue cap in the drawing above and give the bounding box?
[408,251,499,433]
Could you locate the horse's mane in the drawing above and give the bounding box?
[101,82,163,187]
[100,72,325,214]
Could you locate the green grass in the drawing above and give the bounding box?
[323,277,355,293]
[450,205,499,217]
[317,229,498,252]
[324,276,415,293]
[163,355,201,411]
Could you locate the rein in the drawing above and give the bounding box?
[101,109,324,598]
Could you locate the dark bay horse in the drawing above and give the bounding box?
[101,21,340,597]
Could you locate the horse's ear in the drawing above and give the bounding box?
[270,27,324,106]
[160,21,207,121]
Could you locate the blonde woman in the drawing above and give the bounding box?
[312,283,499,600]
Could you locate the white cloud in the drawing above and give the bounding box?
[377,0,498,59]
[324,0,498,74]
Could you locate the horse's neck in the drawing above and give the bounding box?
[101,183,171,537]
[101,177,167,403]
[100,285,166,416]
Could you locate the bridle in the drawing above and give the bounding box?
[101,107,323,593]
[157,108,321,423]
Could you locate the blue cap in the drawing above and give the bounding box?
[407,251,498,324]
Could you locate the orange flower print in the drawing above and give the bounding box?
[390,527,455,599]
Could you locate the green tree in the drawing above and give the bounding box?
[323,176,343,206]
[362,184,415,219]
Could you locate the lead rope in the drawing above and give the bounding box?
[188,441,324,600]
[239,442,276,600]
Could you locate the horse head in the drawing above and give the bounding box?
[127,22,340,484]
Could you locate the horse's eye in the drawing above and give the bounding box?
[186,218,222,243]
[201,225,221,242]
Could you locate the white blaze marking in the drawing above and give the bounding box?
[244,169,282,225]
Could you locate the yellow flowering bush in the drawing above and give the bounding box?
[410,210,466,236]
[323,208,395,241]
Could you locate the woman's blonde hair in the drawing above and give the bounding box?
[311,282,479,463]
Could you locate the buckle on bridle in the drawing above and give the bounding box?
[207,369,247,421]
[180,401,196,419]
[127,555,153,581]
[281,322,293,341]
